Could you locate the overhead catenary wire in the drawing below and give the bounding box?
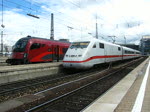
[4,0,39,13]
[1,0,109,33]
[0,0,91,29]
[0,0,125,41]
[0,4,83,37]
[2,0,132,29]
[0,4,81,28]
[4,0,85,24]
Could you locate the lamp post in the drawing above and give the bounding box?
[124,36,126,44]
[1,0,5,55]
[1,31,3,55]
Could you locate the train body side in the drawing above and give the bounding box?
[63,38,141,69]
[63,39,123,69]
[27,38,69,63]
[6,36,70,64]
[122,46,141,60]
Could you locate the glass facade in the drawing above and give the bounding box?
[140,36,150,55]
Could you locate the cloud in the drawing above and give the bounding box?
[1,10,50,45]
[1,0,150,46]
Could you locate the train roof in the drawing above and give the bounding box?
[21,35,70,43]
[72,38,121,47]
[72,38,140,52]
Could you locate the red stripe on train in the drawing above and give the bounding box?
[63,55,139,63]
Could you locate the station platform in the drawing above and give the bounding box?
[0,62,62,85]
[83,57,150,112]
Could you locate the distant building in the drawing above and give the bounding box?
[0,44,12,56]
[140,35,150,55]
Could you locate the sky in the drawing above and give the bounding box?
[0,0,150,46]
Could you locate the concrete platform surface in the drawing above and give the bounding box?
[0,62,62,84]
[82,57,150,112]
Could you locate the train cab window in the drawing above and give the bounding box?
[99,43,104,49]
[93,44,96,48]
[13,38,28,52]
[118,47,121,51]
[30,43,41,50]
[70,42,90,49]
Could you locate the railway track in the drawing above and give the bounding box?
[1,57,130,103]
[32,68,129,112]
[27,57,145,112]
[0,65,107,103]
[5,57,146,112]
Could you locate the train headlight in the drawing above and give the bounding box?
[24,53,28,58]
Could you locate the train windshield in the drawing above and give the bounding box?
[13,38,29,52]
[70,41,90,49]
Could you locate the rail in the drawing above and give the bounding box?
[23,57,145,112]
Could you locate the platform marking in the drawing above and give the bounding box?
[132,60,150,112]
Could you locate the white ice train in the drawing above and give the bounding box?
[63,38,141,69]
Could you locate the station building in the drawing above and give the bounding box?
[140,35,150,55]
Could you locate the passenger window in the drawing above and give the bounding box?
[30,43,41,50]
[93,44,96,48]
[118,47,121,51]
[99,43,104,49]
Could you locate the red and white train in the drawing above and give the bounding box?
[63,38,141,69]
[6,36,70,65]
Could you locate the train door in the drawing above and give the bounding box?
[91,42,105,65]
[98,43,105,63]
[91,43,98,65]
[104,43,107,63]
[52,45,60,62]
[121,47,123,60]
[105,44,112,62]
[28,43,41,62]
